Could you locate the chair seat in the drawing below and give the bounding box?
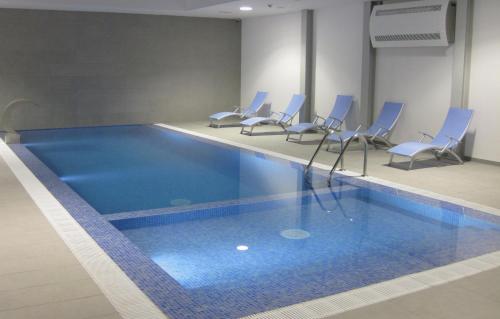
[286,123,316,133]
[388,142,445,157]
[209,111,240,121]
[327,130,360,142]
[240,117,273,127]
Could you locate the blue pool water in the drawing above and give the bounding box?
[117,187,500,314]
[21,125,328,214]
[17,124,500,318]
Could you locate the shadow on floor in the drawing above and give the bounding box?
[208,123,242,128]
[288,138,325,145]
[387,158,462,170]
[244,131,289,136]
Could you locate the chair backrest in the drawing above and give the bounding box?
[325,95,354,128]
[431,107,474,148]
[242,91,268,116]
[281,94,306,123]
[366,102,404,136]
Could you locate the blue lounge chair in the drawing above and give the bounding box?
[209,91,268,127]
[240,94,306,135]
[388,107,473,170]
[285,95,353,142]
[327,101,404,150]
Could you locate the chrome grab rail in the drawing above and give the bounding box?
[1,99,40,144]
[304,131,330,173]
[304,125,369,185]
[328,130,368,185]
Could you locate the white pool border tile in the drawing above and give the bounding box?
[155,123,500,319]
[2,123,499,319]
[0,140,168,319]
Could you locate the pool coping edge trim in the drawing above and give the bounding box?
[0,139,168,319]
[154,123,500,319]
[2,124,499,319]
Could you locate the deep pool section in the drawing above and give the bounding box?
[20,125,329,214]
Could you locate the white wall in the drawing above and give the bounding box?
[313,0,365,129]
[241,13,301,116]
[468,0,500,162]
[374,46,454,144]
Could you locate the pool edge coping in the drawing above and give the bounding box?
[155,123,500,218]
[1,123,499,319]
[154,123,500,319]
[0,140,169,319]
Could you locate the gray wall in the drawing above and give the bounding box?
[0,9,241,129]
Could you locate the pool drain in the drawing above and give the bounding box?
[170,198,192,206]
[280,229,311,240]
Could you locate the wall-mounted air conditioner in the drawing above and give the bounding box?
[370,0,456,48]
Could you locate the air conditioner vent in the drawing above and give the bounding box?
[370,0,455,48]
[375,5,442,16]
[375,33,441,42]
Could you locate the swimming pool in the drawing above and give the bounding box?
[21,125,331,214]
[11,124,500,319]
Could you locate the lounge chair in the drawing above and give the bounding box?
[327,101,404,151]
[209,91,268,127]
[388,107,473,170]
[240,94,306,135]
[285,95,353,142]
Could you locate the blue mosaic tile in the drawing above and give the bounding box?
[9,128,500,319]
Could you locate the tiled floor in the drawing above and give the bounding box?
[0,156,122,319]
[1,121,499,319]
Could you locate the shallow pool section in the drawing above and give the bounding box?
[116,186,500,316]
[20,125,330,214]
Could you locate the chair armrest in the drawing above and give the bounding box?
[446,135,461,145]
[418,131,434,142]
[373,126,390,137]
[242,110,258,118]
[325,116,342,129]
[279,111,293,120]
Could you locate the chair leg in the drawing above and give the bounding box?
[388,154,394,166]
[299,134,303,142]
[286,133,290,141]
[409,157,415,170]
[380,136,393,148]
[340,140,344,170]
[447,149,464,164]
[249,126,254,136]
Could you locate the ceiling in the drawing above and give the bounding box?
[0,0,363,19]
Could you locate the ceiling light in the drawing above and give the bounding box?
[240,6,253,11]
[236,245,249,251]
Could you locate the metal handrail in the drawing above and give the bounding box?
[304,131,330,173]
[303,125,369,186]
[1,98,40,132]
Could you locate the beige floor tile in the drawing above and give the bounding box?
[0,253,80,276]
[383,283,500,319]
[0,295,117,319]
[0,278,103,311]
[0,264,91,292]
[91,313,123,319]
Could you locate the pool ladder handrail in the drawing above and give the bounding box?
[304,125,368,184]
